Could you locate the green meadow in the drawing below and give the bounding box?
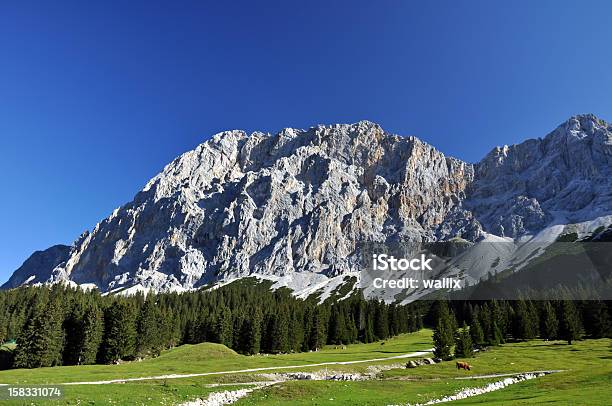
[0,330,610,405]
[0,329,433,385]
[255,338,611,406]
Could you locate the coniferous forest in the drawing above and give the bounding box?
[0,280,425,369]
[0,279,609,370]
[430,299,611,361]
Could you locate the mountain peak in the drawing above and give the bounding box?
[551,114,610,141]
[5,116,612,295]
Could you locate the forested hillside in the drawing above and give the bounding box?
[0,280,424,369]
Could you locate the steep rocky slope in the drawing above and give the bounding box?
[4,115,611,295]
[3,245,71,288]
[466,114,612,237]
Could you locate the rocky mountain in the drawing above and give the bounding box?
[3,114,611,297]
[3,245,71,289]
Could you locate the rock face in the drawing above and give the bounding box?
[4,115,612,294]
[466,114,612,237]
[3,245,71,289]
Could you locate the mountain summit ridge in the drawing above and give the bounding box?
[4,115,611,294]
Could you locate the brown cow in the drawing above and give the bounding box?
[456,361,471,371]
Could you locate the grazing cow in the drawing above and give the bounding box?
[456,361,471,371]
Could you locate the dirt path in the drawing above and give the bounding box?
[55,349,433,385]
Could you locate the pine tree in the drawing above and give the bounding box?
[374,302,389,340]
[62,303,85,365]
[513,300,538,340]
[194,308,210,343]
[330,307,347,344]
[560,300,582,345]
[491,320,503,346]
[527,300,540,338]
[454,322,473,358]
[364,312,375,343]
[433,318,453,360]
[470,318,485,347]
[0,298,7,344]
[416,311,424,330]
[388,305,399,337]
[100,301,137,363]
[80,306,104,364]
[270,312,289,353]
[346,312,358,343]
[137,298,161,357]
[13,301,64,368]
[432,302,455,360]
[216,306,233,348]
[160,308,181,349]
[584,301,611,338]
[490,300,508,338]
[288,311,304,352]
[408,313,417,333]
[246,307,262,354]
[540,301,559,340]
[309,307,327,350]
[479,303,493,344]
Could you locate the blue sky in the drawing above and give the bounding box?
[1,0,611,282]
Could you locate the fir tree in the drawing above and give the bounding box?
[137,297,161,357]
[160,308,181,349]
[432,301,455,360]
[374,302,389,340]
[329,307,347,344]
[288,311,304,352]
[100,301,137,363]
[540,301,559,340]
[513,300,538,340]
[309,307,327,350]
[0,299,7,344]
[13,301,64,368]
[62,303,86,365]
[247,307,262,354]
[470,318,485,347]
[560,300,582,345]
[584,301,611,338]
[478,303,493,344]
[491,320,503,345]
[454,322,473,358]
[270,312,289,353]
[216,306,233,348]
[79,306,104,364]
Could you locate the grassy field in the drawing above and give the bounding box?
[0,330,433,385]
[239,338,612,405]
[0,330,610,405]
[0,330,432,405]
[237,378,503,406]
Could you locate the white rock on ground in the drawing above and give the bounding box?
[178,387,256,406]
[399,372,548,406]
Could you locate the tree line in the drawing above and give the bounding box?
[1,281,608,370]
[431,299,611,360]
[0,280,424,369]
